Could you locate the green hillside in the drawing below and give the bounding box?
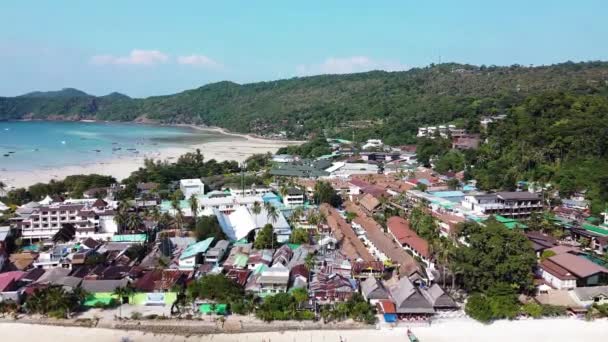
[1,62,608,143]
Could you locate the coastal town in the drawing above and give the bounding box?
[0,119,607,340]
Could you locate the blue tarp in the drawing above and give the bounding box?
[383,314,397,323]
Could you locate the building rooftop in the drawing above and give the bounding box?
[496,191,541,201]
[386,216,430,259]
[547,253,608,278]
[180,237,214,260]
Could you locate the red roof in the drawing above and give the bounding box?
[387,216,430,259]
[377,299,396,314]
[0,271,26,292]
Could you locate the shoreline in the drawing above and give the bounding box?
[0,317,606,342]
[0,121,302,189]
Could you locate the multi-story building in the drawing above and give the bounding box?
[228,186,272,197]
[282,188,305,207]
[17,198,117,241]
[461,192,543,218]
[179,179,205,198]
[161,193,263,217]
[417,125,466,139]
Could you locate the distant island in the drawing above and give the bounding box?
[1,61,608,143]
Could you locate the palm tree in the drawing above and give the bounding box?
[189,194,199,223]
[126,213,143,233]
[114,202,131,234]
[148,206,161,222]
[305,253,315,283]
[252,201,262,223]
[266,205,279,225]
[307,212,319,227]
[175,210,184,231]
[279,185,289,200]
[171,198,183,230]
[291,207,304,226]
[435,237,452,288]
[113,285,135,318]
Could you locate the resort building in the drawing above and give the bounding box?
[179,179,205,198]
[215,206,291,242]
[461,192,543,218]
[228,186,272,197]
[538,253,608,289]
[362,139,383,150]
[386,216,433,268]
[17,198,118,241]
[282,187,305,207]
[417,125,466,139]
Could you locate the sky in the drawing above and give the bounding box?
[1,0,607,98]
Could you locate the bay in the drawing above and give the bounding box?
[0,121,241,171]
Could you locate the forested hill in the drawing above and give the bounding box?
[2,61,608,143]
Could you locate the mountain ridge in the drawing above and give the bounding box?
[2,61,608,143]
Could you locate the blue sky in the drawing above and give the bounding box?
[1,1,607,97]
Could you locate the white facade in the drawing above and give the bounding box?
[229,187,272,197]
[272,154,295,163]
[199,194,262,216]
[362,139,383,150]
[283,189,305,207]
[19,200,117,241]
[180,179,205,198]
[417,124,466,138]
[539,268,577,290]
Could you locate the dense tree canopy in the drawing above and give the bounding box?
[313,181,342,207]
[3,62,608,143]
[455,219,536,294]
[194,216,227,241]
[276,137,331,158]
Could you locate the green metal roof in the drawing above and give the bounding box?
[180,237,214,260]
[585,217,601,223]
[111,234,147,242]
[582,224,608,237]
[234,253,249,268]
[494,215,527,229]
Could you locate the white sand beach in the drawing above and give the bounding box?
[0,318,606,342]
[0,127,301,189]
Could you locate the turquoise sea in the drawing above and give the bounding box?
[0,121,239,171]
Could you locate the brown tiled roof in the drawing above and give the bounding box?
[346,203,420,276]
[548,253,608,278]
[359,194,381,213]
[320,204,374,262]
[226,268,250,287]
[9,252,38,270]
[386,216,430,259]
[540,259,577,280]
[133,269,162,292]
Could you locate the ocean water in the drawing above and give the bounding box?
[0,121,239,171]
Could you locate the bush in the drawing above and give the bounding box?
[521,303,543,318]
[465,294,493,323]
[130,311,143,320]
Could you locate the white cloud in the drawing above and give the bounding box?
[177,54,222,69]
[90,49,169,66]
[296,56,409,75]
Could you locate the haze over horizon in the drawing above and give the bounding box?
[2,0,607,97]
